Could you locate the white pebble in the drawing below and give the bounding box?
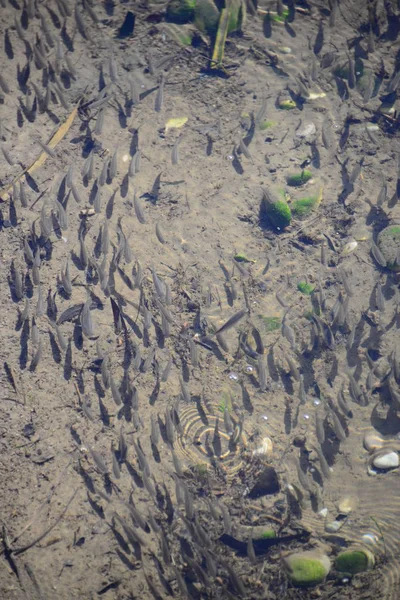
[372,451,399,469]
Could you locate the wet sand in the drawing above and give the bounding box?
[1,1,400,599]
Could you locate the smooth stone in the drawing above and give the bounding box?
[372,450,399,469]
[282,551,331,587]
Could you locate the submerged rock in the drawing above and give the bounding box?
[248,466,280,498]
[166,0,196,24]
[335,547,375,575]
[282,550,331,587]
[194,0,220,35]
[377,225,400,271]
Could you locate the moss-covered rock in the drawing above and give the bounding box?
[335,548,375,575]
[166,0,196,24]
[194,0,220,36]
[262,189,292,231]
[286,170,312,187]
[282,551,331,587]
[377,225,400,271]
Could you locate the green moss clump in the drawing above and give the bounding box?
[258,315,281,332]
[286,170,312,187]
[260,529,276,538]
[278,99,296,110]
[234,253,254,263]
[166,0,196,24]
[335,550,374,575]
[291,195,319,217]
[270,9,289,23]
[298,281,314,295]
[259,120,276,130]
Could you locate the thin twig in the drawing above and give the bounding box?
[12,489,78,555]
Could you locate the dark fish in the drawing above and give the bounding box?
[370,240,387,267]
[339,267,354,297]
[13,264,23,300]
[94,108,105,135]
[329,0,338,27]
[286,354,300,382]
[31,317,40,346]
[36,285,45,317]
[215,309,247,336]
[143,470,157,499]
[38,140,56,158]
[155,73,166,112]
[161,355,172,382]
[347,323,356,350]
[257,355,267,391]
[155,222,165,244]
[179,377,191,403]
[30,341,42,371]
[20,297,30,322]
[54,200,68,230]
[2,146,15,165]
[282,318,296,350]
[348,55,356,89]
[151,268,166,302]
[312,444,331,479]
[165,408,175,445]
[109,56,118,82]
[133,192,146,224]
[184,484,194,519]
[238,138,254,164]
[150,414,159,446]
[61,259,72,296]
[82,150,94,180]
[99,158,109,186]
[298,374,307,404]
[388,70,400,94]
[247,537,256,564]
[377,182,387,206]
[129,76,141,105]
[216,332,229,352]
[81,297,95,337]
[171,137,181,165]
[188,337,199,367]
[329,405,347,441]
[109,148,118,180]
[20,183,27,208]
[376,281,385,312]
[347,371,367,406]
[70,181,82,204]
[315,410,325,444]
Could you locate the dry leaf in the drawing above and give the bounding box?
[0,103,79,201]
